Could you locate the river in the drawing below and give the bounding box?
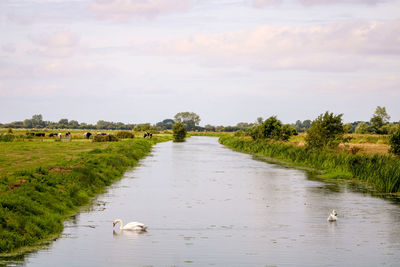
[21,137,400,266]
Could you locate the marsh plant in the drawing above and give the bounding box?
[173,122,187,142]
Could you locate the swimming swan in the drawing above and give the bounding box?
[327,210,338,222]
[113,219,148,231]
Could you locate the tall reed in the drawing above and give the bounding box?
[219,136,400,193]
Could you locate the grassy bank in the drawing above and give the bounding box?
[219,136,400,194]
[0,135,171,254]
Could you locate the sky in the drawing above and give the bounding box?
[0,0,399,126]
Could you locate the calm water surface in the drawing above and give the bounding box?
[22,137,400,266]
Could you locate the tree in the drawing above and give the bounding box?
[31,114,45,128]
[370,106,390,134]
[355,122,369,134]
[174,112,200,131]
[23,119,33,128]
[305,111,344,149]
[172,122,186,142]
[389,128,400,156]
[249,116,296,141]
[344,123,353,133]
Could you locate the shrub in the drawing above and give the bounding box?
[116,131,135,139]
[92,134,119,142]
[248,116,296,141]
[306,111,344,150]
[172,122,186,142]
[389,128,400,156]
[0,134,15,142]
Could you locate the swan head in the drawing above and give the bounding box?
[113,219,121,227]
[332,210,337,216]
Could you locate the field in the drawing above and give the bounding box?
[0,130,172,254]
[288,133,390,155]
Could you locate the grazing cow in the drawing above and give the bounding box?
[65,132,71,137]
[35,133,45,137]
[83,132,92,139]
[58,133,62,138]
[143,132,152,139]
[49,133,58,137]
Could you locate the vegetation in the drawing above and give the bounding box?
[305,112,345,149]
[220,136,400,193]
[115,131,135,139]
[174,112,201,131]
[248,116,297,141]
[172,123,187,142]
[92,134,119,142]
[0,135,171,254]
[389,128,400,156]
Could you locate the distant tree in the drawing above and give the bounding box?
[389,128,400,156]
[23,119,33,128]
[155,119,175,130]
[355,122,369,134]
[302,120,312,129]
[344,123,353,133]
[31,114,45,128]
[370,106,390,134]
[174,112,200,131]
[305,111,344,149]
[69,120,79,128]
[256,117,263,125]
[204,124,216,132]
[172,122,186,142]
[59,118,69,126]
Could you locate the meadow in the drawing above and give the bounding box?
[0,131,171,254]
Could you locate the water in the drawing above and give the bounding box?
[20,137,400,266]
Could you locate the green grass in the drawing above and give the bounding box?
[0,135,172,254]
[220,136,400,194]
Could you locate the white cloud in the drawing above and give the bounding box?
[29,31,82,57]
[134,19,400,71]
[253,0,391,7]
[89,0,192,20]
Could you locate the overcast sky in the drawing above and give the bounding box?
[1,0,399,126]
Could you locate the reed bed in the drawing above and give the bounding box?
[220,136,400,193]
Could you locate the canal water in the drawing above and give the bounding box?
[22,137,400,266]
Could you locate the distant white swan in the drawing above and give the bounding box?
[113,219,148,231]
[327,210,338,222]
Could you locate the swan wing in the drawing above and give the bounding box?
[123,222,147,230]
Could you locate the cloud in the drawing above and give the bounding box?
[29,31,82,57]
[89,0,192,20]
[134,19,400,71]
[253,0,391,7]
[1,43,16,54]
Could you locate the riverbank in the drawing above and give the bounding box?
[219,136,400,194]
[0,136,172,255]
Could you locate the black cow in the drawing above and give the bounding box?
[35,133,45,137]
[143,132,152,139]
[65,132,71,136]
[83,132,92,139]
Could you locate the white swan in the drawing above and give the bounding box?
[327,210,338,222]
[113,219,148,231]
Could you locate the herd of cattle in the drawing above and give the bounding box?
[25,131,152,139]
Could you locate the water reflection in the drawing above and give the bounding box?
[10,137,400,266]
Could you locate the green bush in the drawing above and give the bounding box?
[306,111,344,149]
[0,134,15,142]
[248,116,296,141]
[115,131,135,139]
[389,128,400,156]
[172,122,186,142]
[92,134,119,142]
